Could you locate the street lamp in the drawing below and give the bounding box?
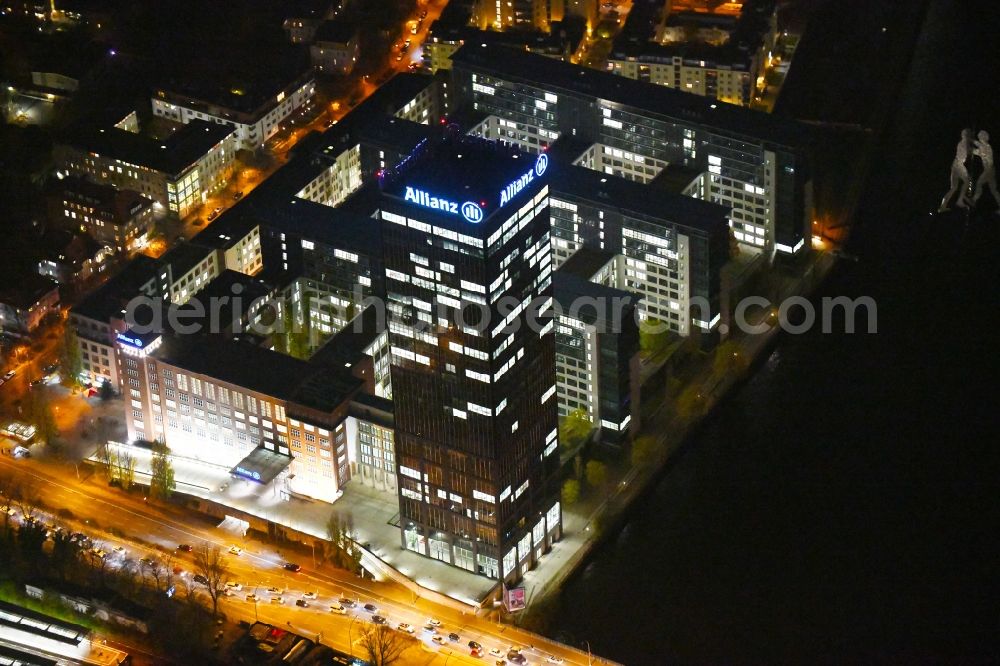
[583,640,593,666]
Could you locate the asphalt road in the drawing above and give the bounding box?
[0,455,605,666]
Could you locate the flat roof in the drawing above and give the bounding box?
[159,240,216,279]
[231,447,292,485]
[71,255,159,322]
[550,163,730,235]
[449,43,809,147]
[153,335,315,401]
[558,246,617,280]
[62,120,234,176]
[0,600,90,646]
[380,134,548,228]
[553,270,639,329]
[263,196,384,258]
[311,304,385,370]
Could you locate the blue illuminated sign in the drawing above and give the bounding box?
[404,186,483,223]
[500,154,548,208]
[461,201,483,223]
[116,333,142,348]
[235,466,262,481]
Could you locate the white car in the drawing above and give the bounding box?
[302,591,317,600]
[489,648,505,659]
[266,586,284,595]
[330,604,347,614]
[270,596,284,604]
[112,545,126,554]
[228,546,242,556]
[225,582,243,591]
[547,656,565,664]
[427,618,442,627]
[397,623,415,634]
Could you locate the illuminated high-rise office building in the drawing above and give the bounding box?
[377,135,562,583]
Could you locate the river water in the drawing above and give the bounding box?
[551,0,1000,662]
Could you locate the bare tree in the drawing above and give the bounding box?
[360,625,413,666]
[193,544,229,616]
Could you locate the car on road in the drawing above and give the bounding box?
[90,548,107,559]
[363,603,378,613]
[397,623,415,634]
[432,635,446,645]
[302,591,317,600]
[395,53,404,62]
[177,544,192,552]
[266,586,283,595]
[489,649,505,659]
[426,618,442,627]
[495,661,506,666]
[3,371,16,381]
[112,545,126,554]
[338,598,356,608]
[371,615,386,625]
[193,574,209,585]
[507,649,527,664]
[225,582,242,591]
[43,363,58,374]
[424,623,438,633]
[295,599,309,608]
[246,593,257,602]
[448,633,460,642]
[330,604,346,614]
[228,545,242,556]
[546,656,565,664]
[2,506,16,516]
[270,596,284,604]
[471,647,484,658]
[233,191,244,200]
[469,641,482,650]
[283,562,301,572]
